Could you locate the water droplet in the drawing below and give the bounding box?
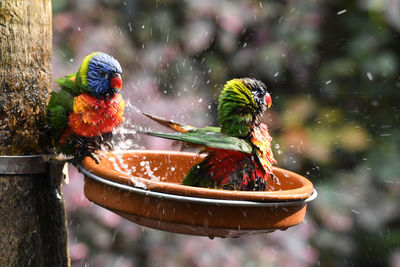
[351,209,360,215]
[367,72,374,81]
[337,9,347,15]
[112,230,118,242]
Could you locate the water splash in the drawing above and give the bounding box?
[139,160,161,181]
[274,175,281,186]
[107,154,147,189]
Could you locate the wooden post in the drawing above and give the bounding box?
[0,0,70,266]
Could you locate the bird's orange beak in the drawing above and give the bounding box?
[265,92,272,108]
[110,73,122,91]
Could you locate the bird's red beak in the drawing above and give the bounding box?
[110,73,122,91]
[265,92,272,108]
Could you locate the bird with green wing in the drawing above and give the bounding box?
[47,52,125,163]
[143,78,276,191]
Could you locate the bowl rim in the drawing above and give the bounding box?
[78,162,318,207]
[80,150,315,202]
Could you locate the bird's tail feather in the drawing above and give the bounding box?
[142,112,196,133]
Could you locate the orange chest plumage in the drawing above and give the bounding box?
[251,123,276,174]
[69,93,125,137]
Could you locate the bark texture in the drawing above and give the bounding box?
[0,0,51,155]
[0,1,70,266]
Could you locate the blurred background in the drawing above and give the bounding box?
[52,0,400,266]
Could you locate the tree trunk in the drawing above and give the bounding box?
[0,0,70,266]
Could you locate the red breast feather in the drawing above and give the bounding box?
[69,93,125,137]
[205,148,270,191]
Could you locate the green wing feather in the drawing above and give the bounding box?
[143,131,252,154]
[142,112,251,152]
[55,73,81,95]
[48,72,77,143]
[47,88,75,153]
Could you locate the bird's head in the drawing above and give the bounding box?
[218,78,272,137]
[77,52,122,98]
[241,78,272,112]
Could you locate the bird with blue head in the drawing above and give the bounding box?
[47,52,125,163]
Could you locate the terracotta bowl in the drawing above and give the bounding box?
[78,150,316,238]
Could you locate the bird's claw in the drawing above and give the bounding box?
[103,141,113,151]
[87,152,100,164]
[73,149,100,165]
[270,173,278,183]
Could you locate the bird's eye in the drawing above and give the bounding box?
[98,71,106,77]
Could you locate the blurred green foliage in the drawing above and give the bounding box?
[53,0,400,266]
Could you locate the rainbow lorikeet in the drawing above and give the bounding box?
[143,78,276,191]
[47,52,125,163]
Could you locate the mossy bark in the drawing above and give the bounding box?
[0,1,70,266]
[0,0,51,154]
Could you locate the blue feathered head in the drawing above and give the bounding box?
[77,52,123,98]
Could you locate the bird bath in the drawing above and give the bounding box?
[77,150,317,238]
